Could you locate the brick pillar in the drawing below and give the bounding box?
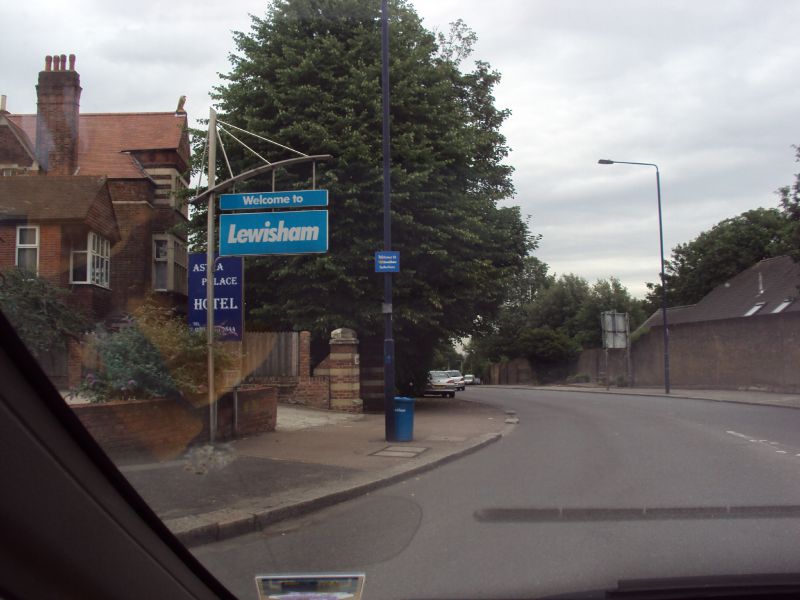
[328,328,362,413]
[67,338,83,389]
[359,337,385,413]
[299,331,311,378]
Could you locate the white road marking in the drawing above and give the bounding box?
[726,430,799,459]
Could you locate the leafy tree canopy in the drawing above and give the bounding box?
[777,144,800,264]
[467,271,645,382]
[645,207,792,311]
[203,0,534,388]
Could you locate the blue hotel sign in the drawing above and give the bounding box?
[187,254,243,341]
[219,210,328,256]
[220,189,328,211]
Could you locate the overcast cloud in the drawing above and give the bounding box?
[4,0,799,296]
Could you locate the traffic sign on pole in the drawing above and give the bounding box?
[375,251,399,273]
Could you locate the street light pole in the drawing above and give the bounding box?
[598,159,670,394]
[381,0,396,438]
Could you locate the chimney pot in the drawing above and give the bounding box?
[60,54,67,71]
[0,95,6,113]
[69,54,76,71]
[45,55,52,71]
[52,55,60,70]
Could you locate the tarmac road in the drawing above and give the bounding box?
[193,386,800,599]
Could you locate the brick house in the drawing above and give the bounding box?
[0,54,190,322]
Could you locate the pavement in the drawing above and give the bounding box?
[117,385,800,547]
[120,395,513,546]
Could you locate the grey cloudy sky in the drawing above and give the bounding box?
[4,0,799,296]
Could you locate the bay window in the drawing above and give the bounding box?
[71,232,110,288]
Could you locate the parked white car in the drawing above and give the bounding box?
[424,371,456,398]
[446,370,466,391]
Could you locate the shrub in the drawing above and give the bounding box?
[566,373,591,384]
[77,298,235,402]
[0,267,89,359]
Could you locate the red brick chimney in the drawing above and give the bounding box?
[35,53,81,175]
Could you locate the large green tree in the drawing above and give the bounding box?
[645,207,792,310]
[777,145,800,264]
[205,0,532,389]
[467,271,644,382]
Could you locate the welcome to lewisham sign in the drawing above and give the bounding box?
[219,210,328,256]
[220,189,328,211]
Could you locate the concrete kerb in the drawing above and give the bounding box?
[171,429,507,547]
[481,384,800,411]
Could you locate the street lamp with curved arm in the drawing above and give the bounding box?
[598,158,670,394]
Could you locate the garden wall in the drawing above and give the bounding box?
[72,385,277,462]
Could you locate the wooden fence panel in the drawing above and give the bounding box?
[242,331,299,378]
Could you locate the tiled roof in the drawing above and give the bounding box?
[0,175,120,241]
[0,113,36,162]
[642,256,800,327]
[8,112,187,179]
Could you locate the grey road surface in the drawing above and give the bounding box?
[193,388,800,599]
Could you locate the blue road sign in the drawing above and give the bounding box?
[220,210,328,256]
[220,189,328,211]
[187,254,243,341]
[375,250,400,273]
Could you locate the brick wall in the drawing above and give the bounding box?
[108,194,154,314]
[630,313,800,392]
[489,358,535,385]
[72,398,205,461]
[216,385,278,438]
[72,386,278,462]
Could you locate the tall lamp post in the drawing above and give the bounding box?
[381,0,396,438]
[598,159,670,394]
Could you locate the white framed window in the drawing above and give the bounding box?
[152,234,188,295]
[16,225,39,274]
[70,232,110,288]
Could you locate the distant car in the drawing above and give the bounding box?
[464,374,475,385]
[424,371,456,398]
[446,370,466,391]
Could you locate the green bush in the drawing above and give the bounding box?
[77,298,235,402]
[566,373,591,384]
[0,267,89,359]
